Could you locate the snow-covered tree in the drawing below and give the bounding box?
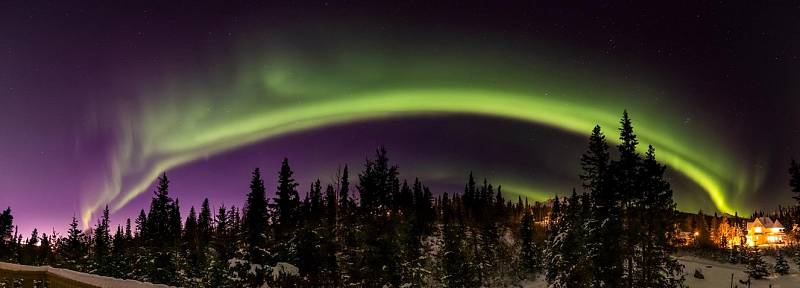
[775,250,790,275]
[745,248,770,279]
[519,208,540,275]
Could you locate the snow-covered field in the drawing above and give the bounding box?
[516,255,800,287]
[679,255,800,288]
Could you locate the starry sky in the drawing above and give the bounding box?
[1,1,799,235]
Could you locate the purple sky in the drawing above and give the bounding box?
[2,2,800,236]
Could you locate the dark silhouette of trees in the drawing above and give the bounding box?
[273,158,300,244]
[544,111,683,287]
[0,208,15,261]
[92,205,111,275]
[3,121,687,287]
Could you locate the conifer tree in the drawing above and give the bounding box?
[695,211,712,247]
[324,184,337,223]
[745,247,770,279]
[242,167,270,286]
[357,147,403,286]
[775,250,790,275]
[614,110,644,286]
[545,196,562,284]
[198,198,212,258]
[111,225,131,278]
[60,216,87,270]
[93,205,112,275]
[464,172,476,218]
[307,179,323,221]
[580,125,623,287]
[728,245,740,264]
[170,199,183,247]
[0,208,13,261]
[338,165,353,216]
[637,145,683,286]
[208,205,232,287]
[39,233,52,265]
[145,173,180,285]
[519,208,540,274]
[125,218,133,240]
[183,206,201,285]
[274,159,300,242]
[23,228,39,265]
[358,146,400,216]
[135,209,147,239]
[441,195,477,287]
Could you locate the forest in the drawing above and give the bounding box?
[0,112,689,287]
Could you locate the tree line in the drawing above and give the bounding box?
[0,111,685,287]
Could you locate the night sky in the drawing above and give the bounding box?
[2,1,799,235]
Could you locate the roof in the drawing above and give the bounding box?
[747,216,784,231]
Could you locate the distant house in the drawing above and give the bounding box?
[745,216,786,247]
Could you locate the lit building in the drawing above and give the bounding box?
[745,217,785,247]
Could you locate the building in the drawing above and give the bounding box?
[745,216,786,247]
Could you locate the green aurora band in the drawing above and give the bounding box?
[81,43,751,226]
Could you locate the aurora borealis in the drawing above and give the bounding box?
[2,2,799,233]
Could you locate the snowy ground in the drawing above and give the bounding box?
[0,262,171,287]
[679,255,800,288]
[516,255,800,287]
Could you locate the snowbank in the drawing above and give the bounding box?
[0,262,172,288]
[271,262,299,281]
[517,256,800,287]
[679,255,800,288]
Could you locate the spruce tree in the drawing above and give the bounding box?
[125,218,133,240]
[242,167,270,286]
[145,173,180,285]
[745,247,770,279]
[111,226,131,278]
[441,198,477,287]
[464,172,476,218]
[519,208,540,274]
[614,110,643,286]
[338,165,353,216]
[208,205,232,287]
[198,198,212,258]
[23,228,39,265]
[0,208,13,261]
[775,250,790,275]
[39,233,52,266]
[728,245,740,264]
[637,145,683,286]
[183,206,201,285]
[308,179,323,221]
[93,205,112,275]
[274,158,300,242]
[358,146,399,216]
[545,196,562,284]
[134,209,147,239]
[580,125,623,287]
[60,216,87,270]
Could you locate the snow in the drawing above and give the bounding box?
[0,262,172,288]
[517,255,800,288]
[248,263,263,276]
[678,255,800,288]
[517,275,548,288]
[270,262,299,281]
[227,257,246,268]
